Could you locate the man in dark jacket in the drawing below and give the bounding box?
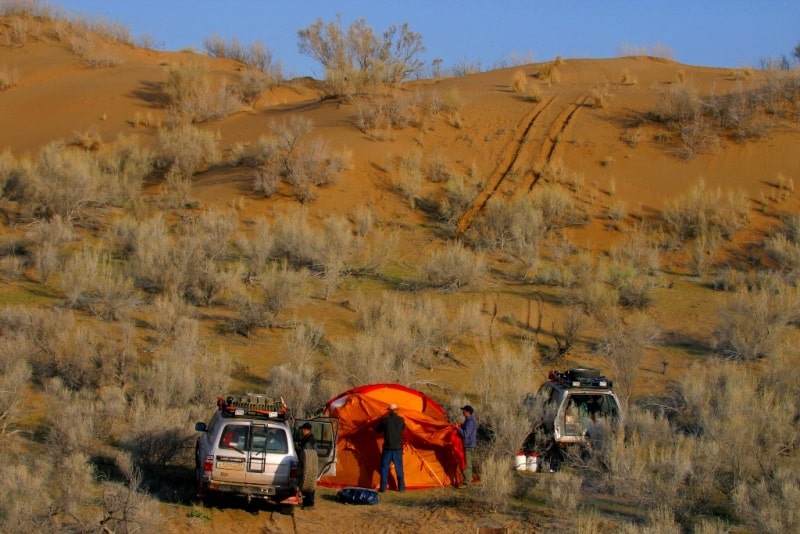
[376,403,405,492]
[298,422,316,508]
[457,405,477,488]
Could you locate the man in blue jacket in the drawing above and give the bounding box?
[457,405,477,488]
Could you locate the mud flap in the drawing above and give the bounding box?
[280,491,302,506]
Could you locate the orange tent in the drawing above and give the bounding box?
[319,383,465,490]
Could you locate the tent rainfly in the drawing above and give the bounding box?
[319,383,465,490]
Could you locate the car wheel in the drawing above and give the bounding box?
[298,448,318,493]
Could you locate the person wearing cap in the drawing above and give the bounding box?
[376,403,406,492]
[456,405,477,488]
[298,422,317,508]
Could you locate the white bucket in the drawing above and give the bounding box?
[514,452,527,471]
[526,453,539,472]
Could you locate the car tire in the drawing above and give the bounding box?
[298,448,318,493]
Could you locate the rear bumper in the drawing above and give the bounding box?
[199,480,300,504]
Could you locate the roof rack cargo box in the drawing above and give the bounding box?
[217,394,289,418]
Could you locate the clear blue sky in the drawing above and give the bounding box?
[52,1,798,77]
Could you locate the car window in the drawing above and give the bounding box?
[219,424,248,449]
[252,426,288,454]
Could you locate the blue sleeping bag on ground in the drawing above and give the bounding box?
[335,486,380,505]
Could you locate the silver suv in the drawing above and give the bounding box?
[524,368,621,462]
[194,394,337,507]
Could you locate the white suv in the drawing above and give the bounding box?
[524,368,621,463]
[194,394,337,507]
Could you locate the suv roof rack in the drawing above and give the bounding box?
[548,369,613,389]
[217,394,289,420]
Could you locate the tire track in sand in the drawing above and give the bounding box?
[521,94,588,195]
[454,96,554,236]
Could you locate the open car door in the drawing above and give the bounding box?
[294,417,338,478]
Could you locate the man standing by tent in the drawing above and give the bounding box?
[376,403,405,492]
[457,405,477,488]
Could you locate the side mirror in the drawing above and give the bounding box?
[195,422,207,432]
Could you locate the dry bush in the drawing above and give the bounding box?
[265,322,325,417]
[258,262,310,321]
[45,379,97,455]
[662,179,750,246]
[537,62,561,84]
[203,34,283,78]
[589,84,611,108]
[0,64,20,90]
[438,173,480,227]
[474,196,549,277]
[511,69,528,93]
[237,216,274,272]
[99,134,152,205]
[177,81,242,122]
[547,471,582,511]
[163,60,206,106]
[476,452,515,512]
[84,46,123,68]
[620,68,638,85]
[12,141,109,220]
[331,295,460,388]
[0,454,57,531]
[0,347,30,434]
[156,123,221,176]
[607,230,661,308]
[119,401,194,477]
[116,213,183,295]
[237,68,280,105]
[596,311,659,409]
[712,288,793,360]
[420,240,485,291]
[476,343,537,456]
[26,215,74,283]
[59,245,137,320]
[298,17,425,94]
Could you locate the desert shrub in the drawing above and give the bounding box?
[59,245,137,320]
[589,84,611,108]
[45,379,97,455]
[477,452,515,512]
[203,34,283,78]
[420,240,485,290]
[0,454,57,531]
[0,64,19,90]
[258,262,310,321]
[438,172,480,226]
[733,472,800,534]
[511,69,527,92]
[712,288,792,360]
[537,62,561,84]
[547,471,582,511]
[156,123,221,176]
[607,231,661,308]
[99,134,152,205]
[265,322,325,417]
[237,216,274,273]
[117,213,184,295]
[96,470,165,534]
[596,311,659,410]
[0,349,30,434]
[476,343,537,456]
[252,116,345,201]
[177,81,242,122]
[26,215,74,283]
[237,68,279,105]
[163,59,206,106]
[662,179,749,246]
[298,16,425,94]
[83,46,123,68]
[270,206,321,267]
[12,141,111,220]
[119,400,194,477]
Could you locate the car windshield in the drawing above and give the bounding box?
[563,394,619,436]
